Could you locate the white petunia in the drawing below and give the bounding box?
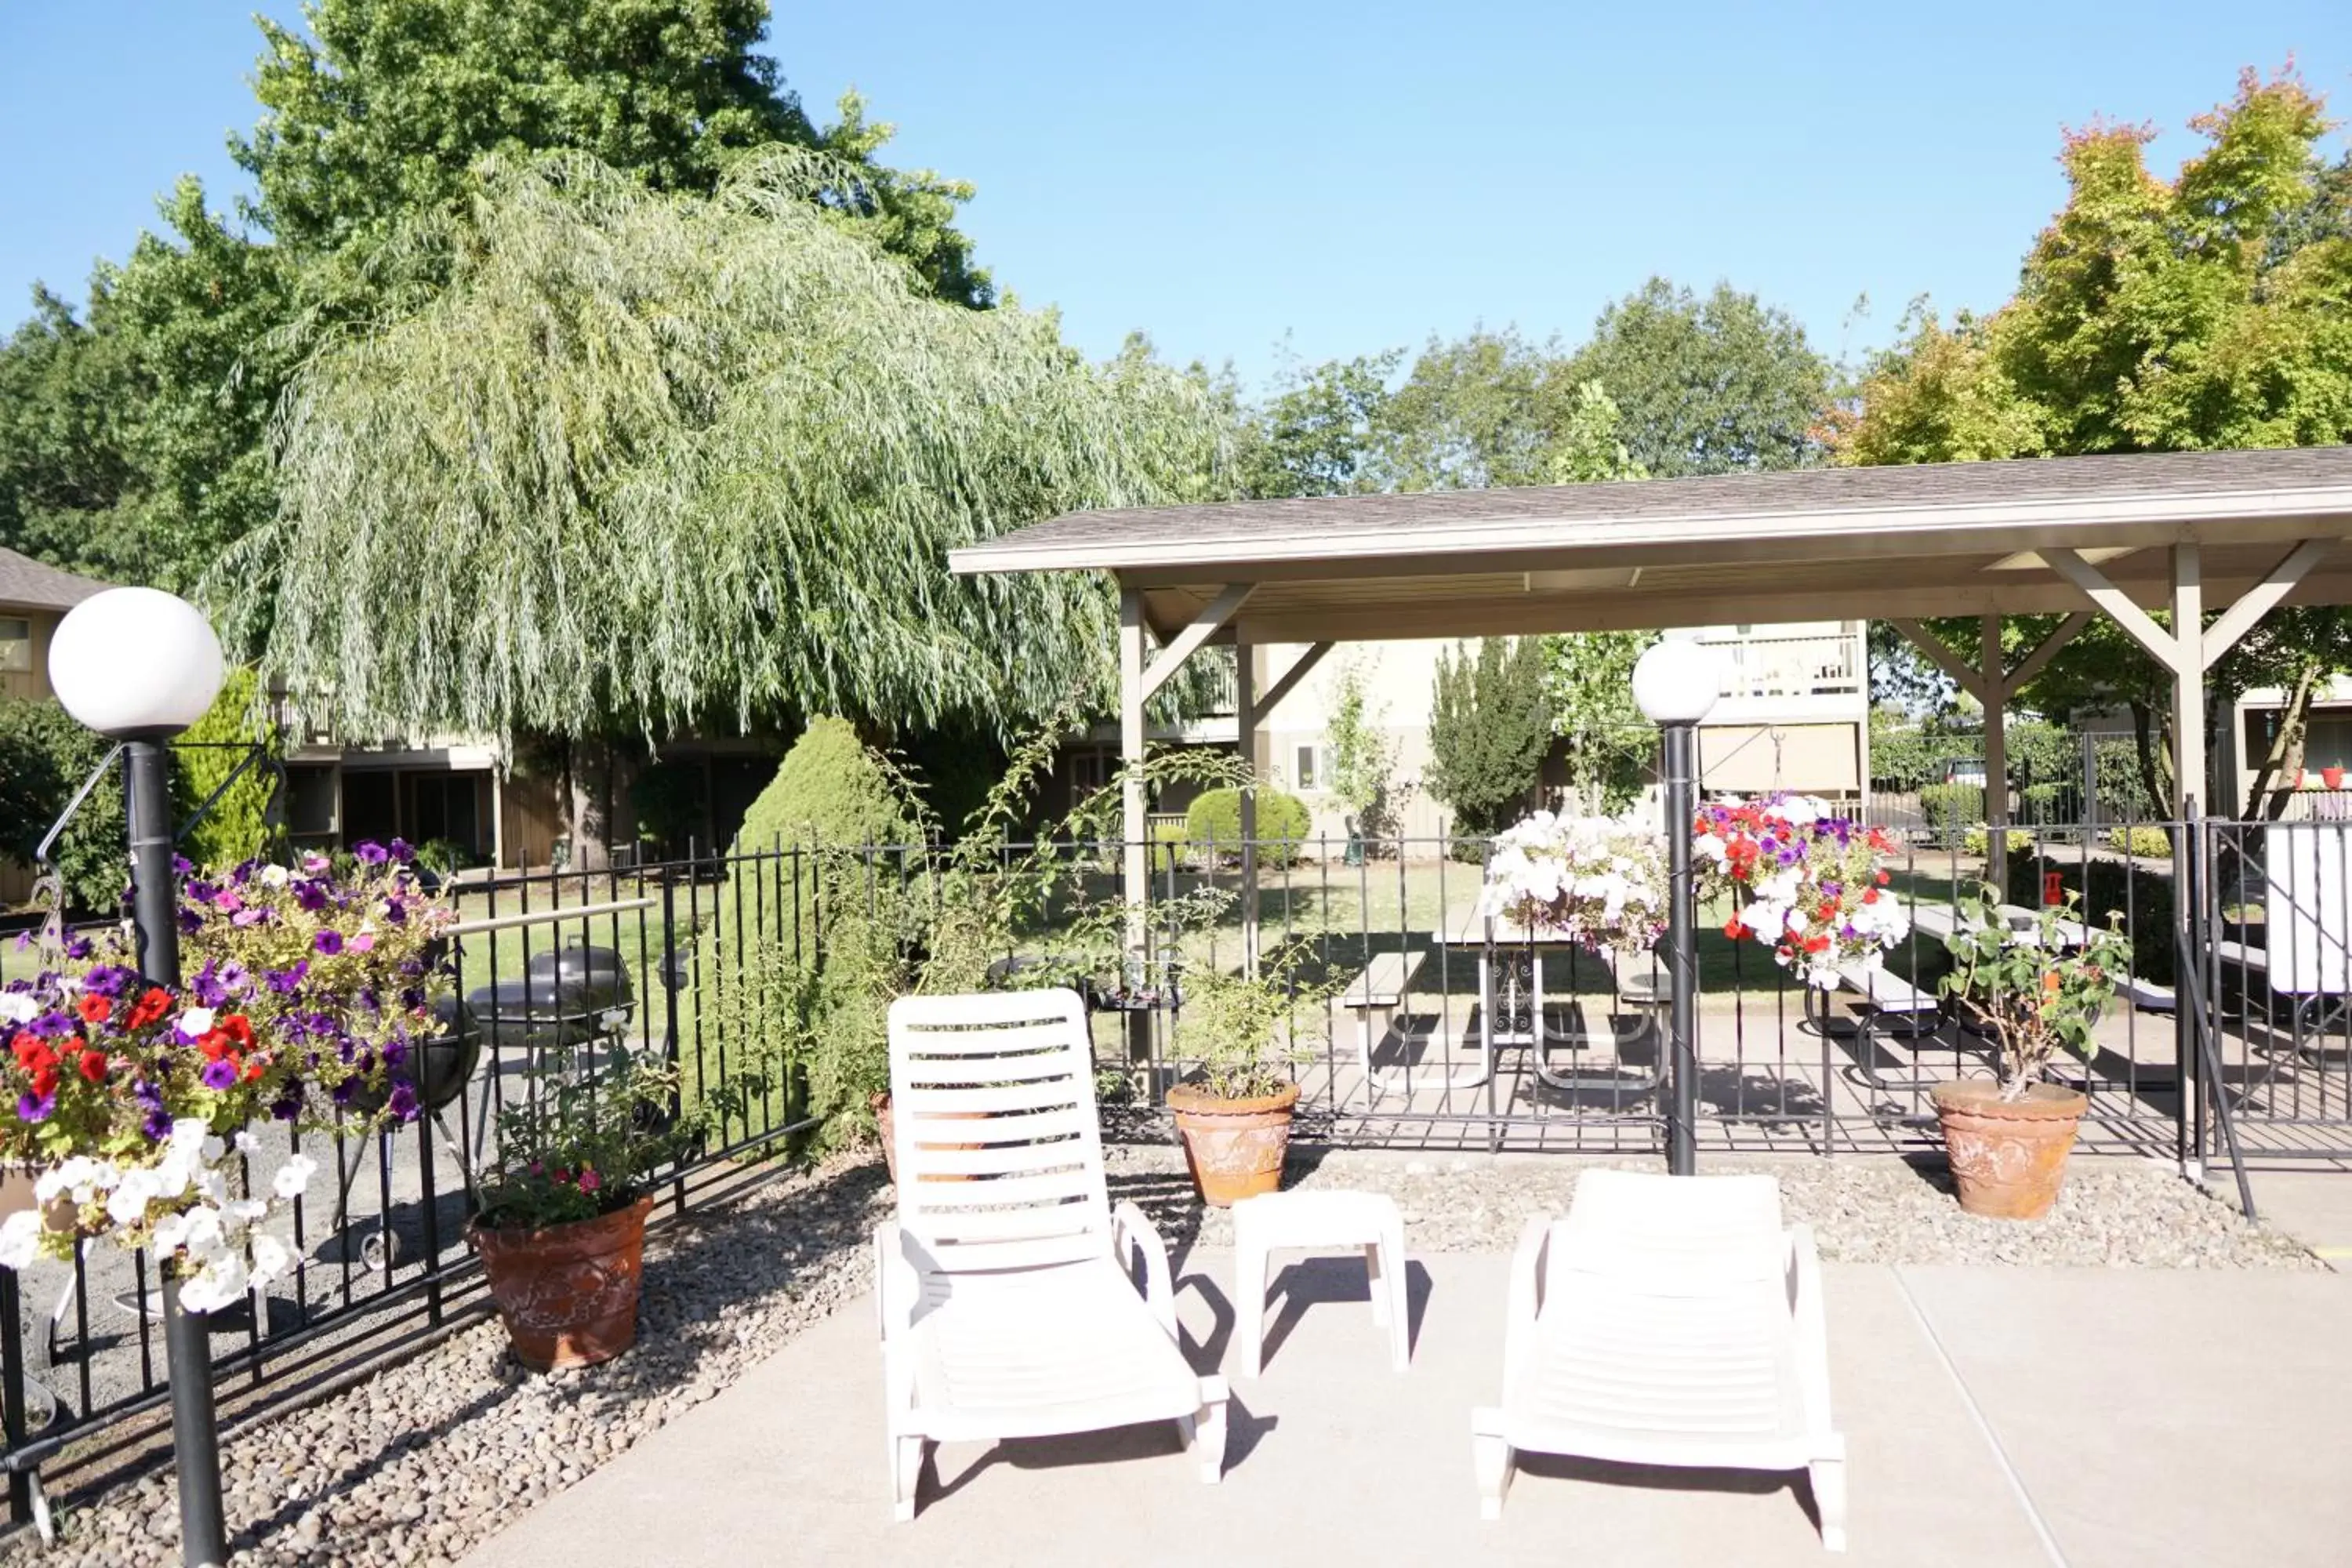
[272,1155,318,1200]
[247,1232,294,1287]
[0,1211,42,1271]
[232,1129,260,1156]
[260,863,290,887]
[0,991,34,1025]
[178,1250,250,1313]
[106,1168,162,1228]
[176,1007,216,1039]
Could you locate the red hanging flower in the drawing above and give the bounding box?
[75,993,111,1025]
[76,1051,108,1084]
[125,988,172,1030]
[219,1014,255,1051]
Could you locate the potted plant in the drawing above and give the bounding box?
[469,1043,690,1370]
[1481,808,1670,959]
[2325,764,2345,790]
[1931,883,2129,1219]
[1163,942,1334,1207]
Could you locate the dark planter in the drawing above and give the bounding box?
[470,1194,655,1371]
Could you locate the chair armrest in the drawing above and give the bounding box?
[1503,1214,1552,1384]
[874,1220,920,1341]
[1111,1200,1178,1339]
[1785,1223,1835,1436]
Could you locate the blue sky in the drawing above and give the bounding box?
[2,2,2346,387]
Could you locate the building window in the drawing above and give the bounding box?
[0,618,28,673]
[1069,750,1110,795]
[1294,742,1331,792]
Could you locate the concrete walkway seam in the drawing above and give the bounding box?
[1889,1265,2071,1568]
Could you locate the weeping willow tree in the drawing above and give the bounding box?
[217,150,1232,766]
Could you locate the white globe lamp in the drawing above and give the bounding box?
[47,587,226,739]
[1632,637,1721,727]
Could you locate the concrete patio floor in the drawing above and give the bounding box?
[461,1248,2352,1568]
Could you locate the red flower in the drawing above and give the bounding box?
[219,1014,255,1050]
[12,1035,56,1074]
[125,988,172,1029]
[198,1029,235,1061]
[241,1058,264,1083]
[29,1066,57,1099]
[76,1051,107,1084]
[1723,916,1750,939]
[1875,871,1890,886]
[1862,888,1879,906]
[74,993,111,1025]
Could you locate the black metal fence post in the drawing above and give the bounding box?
[1664,720,1700,1176]
[1,1265,28,1525]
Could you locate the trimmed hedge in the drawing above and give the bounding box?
[1185,786,1310,866]
[730,717,916,856]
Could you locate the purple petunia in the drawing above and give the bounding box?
[192,962,229,1008]
[81,964,131,999]
[313,930,343,956]
[270,1088,303,1122]
[387,1081,419,1122]
[354,841,390,866]
[132,1079,166,1113]
[16,1091,54,1123]
[389,838,415,864]
[141,1109,173,1142]
[63,936,92,961]
[179,909,205,935]
[293,880,329,913]
[383,1038,409,1069]
[30,1011,72,1039]
[199,1058,240,1091]
[172,855,195,877]
[382,898,407,925]
[266,960,310,996]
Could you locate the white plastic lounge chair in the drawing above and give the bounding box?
[1471,1170,1846,1551]
[876,989,1227,1522]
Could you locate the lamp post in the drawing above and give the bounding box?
[48,588,229,1568]
[1633,637,1719,1178]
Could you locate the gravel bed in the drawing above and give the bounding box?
[7,1156,893,1568]
[1105,1145,2327,1270]
[7,1142,2317,1566]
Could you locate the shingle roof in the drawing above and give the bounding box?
[951,447,2352,576]
[0,548,107,612]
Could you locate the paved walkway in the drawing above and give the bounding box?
[462,1250,2352,1568]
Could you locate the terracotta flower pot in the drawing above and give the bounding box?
[2326,767,2345,790]
[1932,1080,2087,1221]
[470,1194,655,1371]
[1165,1081,1300,1207]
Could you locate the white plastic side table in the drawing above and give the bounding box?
[1232,1190,1410,1377]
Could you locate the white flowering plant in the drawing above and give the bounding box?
[1693,794,1909,989]
[0,842,455,1309]
[1478,810,1671,959]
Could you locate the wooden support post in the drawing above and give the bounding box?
[2172,544,2205,818]
[1980,616,2009,864]
[1119,587,1149,993]
[1235,639,1260,978]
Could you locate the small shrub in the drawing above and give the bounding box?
[731,717,916,855]
[0,696,125,913]
[1962,826,2032,857]
[2106,825,2172,859]
[1185,786,1311,866]
[1918,782,1984,849]
[170,667,280,872]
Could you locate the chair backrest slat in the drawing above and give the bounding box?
[1553,1171,1786,1296]
[888,989,1109,1272]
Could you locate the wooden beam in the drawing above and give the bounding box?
[2201,537,2336,670]
[1255,641,1334,714]
[2047,548,2181,670]
[1889,619,1989,702]
[1140,583,1255,699]
[2002,611,2094,694]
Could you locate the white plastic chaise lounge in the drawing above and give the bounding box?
[875,989,1227,1522]
[1472,1170,1846,1551]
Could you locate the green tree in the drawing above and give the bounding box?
[1233,348,1401,499]
[1563,278,1833,476]
[1425,638,1554,841]
[234,0,989,306]
[1544,631,1658,812]
[1845,69,2352,811]
[0,699,126,915]
[223,152,1231,750]
[1323,658,1401,846]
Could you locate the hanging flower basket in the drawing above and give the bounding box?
[1478,811,1671,958]
[1693,796,1907,988]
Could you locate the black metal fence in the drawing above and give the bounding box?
[10,811,2352,1526]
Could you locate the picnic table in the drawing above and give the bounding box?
[1405,910,1665,1095]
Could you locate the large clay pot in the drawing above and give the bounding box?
[470,1194,655,1370]
[1933,1080,2087,1221]
[1165,1081,1301,1207]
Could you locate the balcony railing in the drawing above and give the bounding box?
[1702,633,1864,701]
